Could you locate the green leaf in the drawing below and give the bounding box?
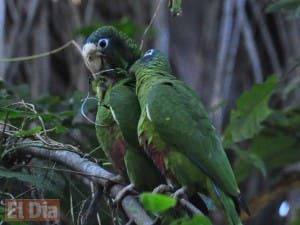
[249,131,299,168]
[15,126,42,137]
[228,144,266,182]
[0,81,30,99]
[266,0,300,19]
[289,217,300,225]
[0,167,65,198]
[58,110,75,120]
[35,95,61,107]
[169,0,182,16]
[234,107,300,181]
[55,125,68,134]
[225,75,279,142]
[266,0,300,13]
[0,107,36,120]
[168,0,182,16]
[171,215,212,225]
[140,193,177,213]
[0,206,4,221]
[9,84,30,99]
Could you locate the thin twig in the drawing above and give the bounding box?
[139,0,163,50]
[14,138,154,225]
[19,100,47,134]
[82,188,103,225]
[0,40,78,62]
[238,0,263,83]
[15,186,39,199]
[70,188,75,224]
[222,7,243,118]
[91,68,115,80]
[249,1,281,74]
[281,60,300,81]
[80,94,99,125]
[179,198,204,215]
[211,0,235,130]
[0,191,15,200]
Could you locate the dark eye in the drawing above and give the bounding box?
[98,38,109,49]
[144,49,154,56]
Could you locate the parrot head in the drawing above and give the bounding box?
[82,26,141,74]
[130,49,172,75]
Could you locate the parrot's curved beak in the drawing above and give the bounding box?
[82,42,105,74]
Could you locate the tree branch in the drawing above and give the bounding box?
[249,0,281,74]
[13,138,154,225]
[237,0,263,83]
[211,0,235,130]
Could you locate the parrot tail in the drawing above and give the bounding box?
[233,194,251,216]
[209,182,243,225]
[189,193,209,215]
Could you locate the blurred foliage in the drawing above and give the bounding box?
[0,80,117,224]
[0,80,99,152]
[224,71,300,183]
[266,0,300,19]
[225,75,278,142]
[168,0,183,16]
[75,17,155,41]
[234,105,300,182]
[170,215,212,225]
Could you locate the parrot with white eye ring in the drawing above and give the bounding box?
[82,26,166,193]
[129,49,250,225]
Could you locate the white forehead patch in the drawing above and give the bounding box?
[144,49,155,57]
[82,42,97,58]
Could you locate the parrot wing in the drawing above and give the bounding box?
[108,78,140,147]
[108,78,166,190]
[144,77,240,197]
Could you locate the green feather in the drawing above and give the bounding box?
[131,50,245,223]
[107,78,165,190]
[87,27,165,191]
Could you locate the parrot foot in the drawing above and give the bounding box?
[171,186,188,199]
[172,187,205,216]
[152,184,174,194]
[113,183,137,205]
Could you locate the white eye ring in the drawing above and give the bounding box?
[97,38,109,49]
[144,49,154,57]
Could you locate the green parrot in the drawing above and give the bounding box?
[130,49,250,225]
[82,26,165,191]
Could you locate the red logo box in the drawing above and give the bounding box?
[5,199,60,222]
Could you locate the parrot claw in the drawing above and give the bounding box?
[172,186,188,199]
[113,183,137,205]
[152,184,174,194]
[171,187,206,216]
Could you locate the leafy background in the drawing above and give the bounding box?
[0,0,300,225]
